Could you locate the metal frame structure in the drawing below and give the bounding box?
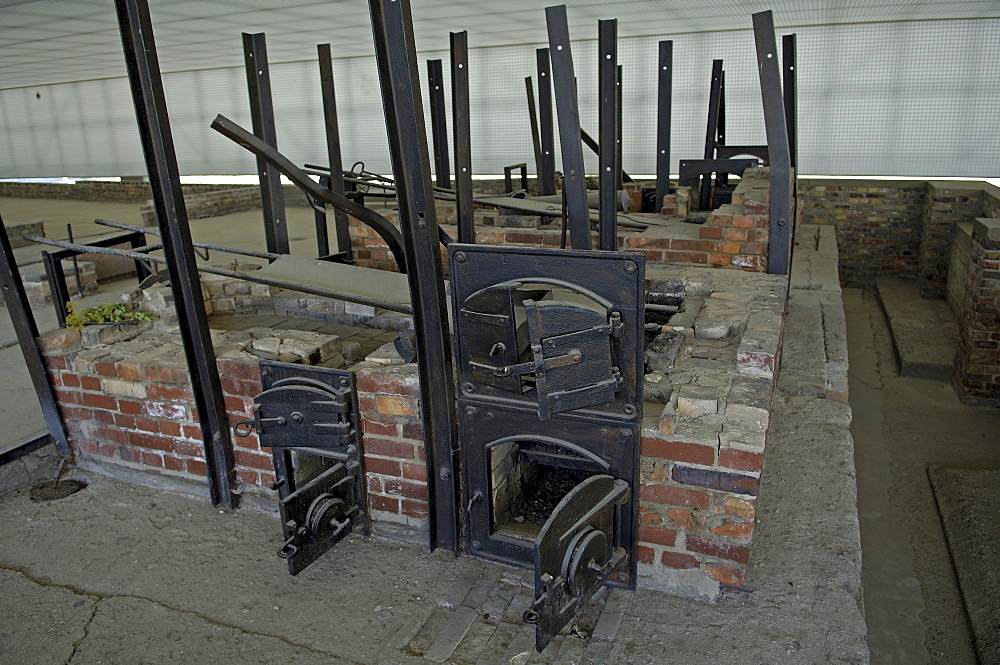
[545,5,590,250]
[116,0,239,508]
[0,214,71,461]
[752,10,794,276]
[597,18,618,251]
[368,0,460,552]
[535,48,557,197]
[243,32,289,256]
[317,43,352,261]
[426,59,451,189]
[525,77,543,190]
[451,31,475,244]
[654,40,673,211]
[783,33,798,170]
[503,163,529,193]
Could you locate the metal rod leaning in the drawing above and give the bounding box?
[427,59,451,189]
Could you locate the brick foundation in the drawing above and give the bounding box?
[954,218,1000,406]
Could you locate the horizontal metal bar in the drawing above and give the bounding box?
[94,219,280,261]
[25,235,413,315]
[0,432,52,467]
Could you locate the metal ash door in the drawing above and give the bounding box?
[449,244,644,650]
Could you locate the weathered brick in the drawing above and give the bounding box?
[639,483,710,510]
[365,457,402,476]
[686,534,750,563]
[705,564,745,587]
[660,551,699,569]
[376,395,418,417]
[672,465,759,496]
[401,499,429,520]
[364,436,415,459]
[719,448,764,472]
[638,525,677,547]
[640,437,714,465]
[361,417,399,437]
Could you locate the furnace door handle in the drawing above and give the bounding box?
[470,351,582,379]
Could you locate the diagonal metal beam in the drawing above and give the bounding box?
[752,10,794,275]
[243,32,289,255]
[0,213,71,460]
[116,0,238,508]
[545,4,590,250]
[783,33,798,170]
[368,0,460,553]
[318,43,352,260]
[525,76,543,191]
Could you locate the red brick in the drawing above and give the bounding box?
[376,395,418,417]
[80,376,102,391]
[670,238,717,253]
[505,232,543,245]
[182,425,202,441]
[116,360,141,381]
[402,423,424,440]
[61,373,81,388]
[260,470,276,487]
[362,417,399,437]
[356,372,420,397]
[709,253,731,266]
[626,236,672,250]
[141,364,190,385]
[383,478,428,500]
[216,359,262,383]
[148,384,194,401]
[141,451,164,467]
[638,525,677,547]
[710,520,753,540]
[43,355,69,370]
[365,457,402,476]
[187,458,207,476]
[718,242,740,254]
[94,426,128,445]
[661,250,707,264]
[93,410,115,425]
[686,534,749,563]
[402,462,427,481]
[134,416,158,433]
[719,448,763,472]
[740,242,765,255]
[369,493,399,513]
[639,483,710,510]
[666,508,705,531]
[364,436,415,459]
[641,437,714,465]
[76,440,100,456]
[235,449,273,471]
[366,475,382,493]
[81,392,117,410]
[706,564,745,587]
[637,546,655,564]
[672,465,758,496]
[732,215,755,228]
[94,361,118,377]
[638,508,662,525]
[401,499,429,520]
[722,228,748,242]
[128,431,174,453]
[113,413,135,429]
[159,420,182,437]
[163,455,186,472]
[118,399,142,415]
[699,226,722,239]
[661,551,700,569]
[39,329,82,352]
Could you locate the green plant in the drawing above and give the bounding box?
[64,301,152,330]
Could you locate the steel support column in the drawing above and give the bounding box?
[598,19,618,251]
[368,0,460,552]
[536,48,557,196]
[654,40,673,212]
[616,64,623,191]
[752,10,793,276]
[545,4,590,250]
[0,214,71,459]
[701,59,724,210]
[450,31,475,244]
[783,33,798,170]
[318,43,352,260]
[116,0,239,508]
[243,32,289,255]
[427,59,452,189]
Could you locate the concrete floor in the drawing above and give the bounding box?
[845,288,1000,665]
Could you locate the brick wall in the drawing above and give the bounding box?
[918,183,985,298]
[798,179,926,287]
[954,218,1000,406]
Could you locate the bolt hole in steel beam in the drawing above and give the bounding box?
[115,0,238,508]
[451,30,475,244]
[368,0,460,552]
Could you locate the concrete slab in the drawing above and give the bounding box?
[875,279,959,381]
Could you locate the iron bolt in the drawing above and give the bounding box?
[261,368,271,376]
[625,261,636,273]
[339,377,349,386]
[465,406,477,417]
[623,404,636,415]
[471,540,481,551]
[454,251,467,263]
[463,382,476,393]
[619,429,632,439]
[346,445,358,455]
[440,468,452,480]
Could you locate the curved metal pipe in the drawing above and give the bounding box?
[210,114,408,273]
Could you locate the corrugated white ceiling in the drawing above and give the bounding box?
[2,0,998,90]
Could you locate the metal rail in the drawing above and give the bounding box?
[25,235,413,315]
[116,0,238,508]
[210,114,409,273]
[94,218,279,261]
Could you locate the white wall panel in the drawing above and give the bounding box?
[1,18,997,179]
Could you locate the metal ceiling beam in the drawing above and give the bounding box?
[116,0,239,508]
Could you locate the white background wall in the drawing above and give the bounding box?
[1,18,997,179]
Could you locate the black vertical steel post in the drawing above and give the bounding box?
[536,48,557,196]
[783,33,798,170]
[451,31,475,244]
[616,64,623,191]
[368,0,460,552]
[700,59,724,209]
[427,59,451,189]
[318,43,352,260]
[545,4,590,250]
[314,174,332,257]
[598,19,618,251]
[0,214,71,458]
[752,10,793,276]
[243,33,289,255]
[525,77,544,191]
[717,70,728,188]
[116,0,239,508]
[654,40,673,211]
